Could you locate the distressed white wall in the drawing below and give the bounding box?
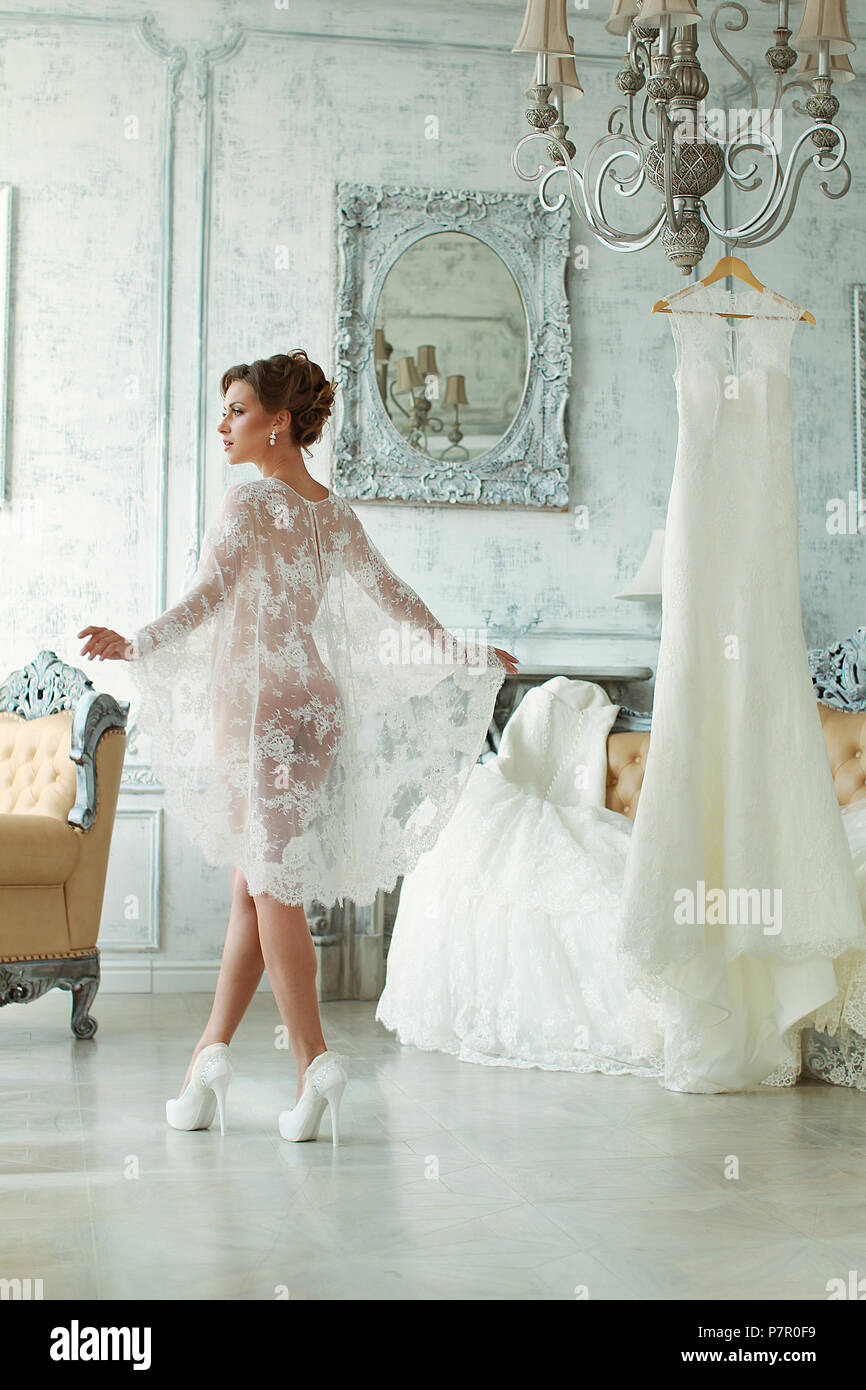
[1,0,863,982]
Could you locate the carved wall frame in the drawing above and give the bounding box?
[333,182,571,509]
[0,184,10,506]
[854,285,866,535]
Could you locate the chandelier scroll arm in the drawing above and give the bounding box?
[511,129,597,227]
[700,124,850,246]
[553,130,668,248]
[704,155,846,247]
[584,124,668,234]
[709,1,759,111]
[640,88,655,144]
[816,160,852,201]
[625,37,662,144]
[514,128,661,249]
[783,72,823,118]
[632,39,653,80]
[733,70,785,142]
[717,129,785,230]
[598,150,647,200]
[607,97,645,151]
[583,133,667,242]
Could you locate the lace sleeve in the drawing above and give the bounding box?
[339,502,452,643]
[129,487,253,659]
[337,499,504,674]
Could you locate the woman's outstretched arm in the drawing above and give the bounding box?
[79,487,253,663]
[337,500,518,672]
[130,489,253,657]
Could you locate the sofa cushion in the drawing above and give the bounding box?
[0,710,77,818]
[818,702,866,808]
[605,704,866,820]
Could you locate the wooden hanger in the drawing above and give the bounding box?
[652,255,815,323]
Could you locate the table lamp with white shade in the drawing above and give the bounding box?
[615,528,665,632]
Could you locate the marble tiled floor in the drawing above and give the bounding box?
[2,989,866,1301]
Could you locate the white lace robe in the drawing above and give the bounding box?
[128,476,506,907]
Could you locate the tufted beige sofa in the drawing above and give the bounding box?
[0,651,128,1037]
[605,700,866,821]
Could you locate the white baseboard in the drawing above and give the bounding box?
[98,958,275,993]
[97,936,383,999]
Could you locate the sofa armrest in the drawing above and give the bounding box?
[0,812,81,884]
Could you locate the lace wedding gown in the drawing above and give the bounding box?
[617,281,866,1093]
[128,475,506,908]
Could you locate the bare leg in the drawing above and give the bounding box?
[253,893,327,1104]
[178,867,265,1097]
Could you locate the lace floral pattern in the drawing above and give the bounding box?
[616,282,866,1091]
[128,476,506,907]
[801,1022,866,1091]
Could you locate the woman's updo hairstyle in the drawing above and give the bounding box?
[221,349,337,456]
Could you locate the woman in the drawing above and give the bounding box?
[79,349,517,1145]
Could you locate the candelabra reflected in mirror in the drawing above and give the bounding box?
[375,335,476,459]
[389,351,445,453]
[363,223,533,485]
[440,375,471,461]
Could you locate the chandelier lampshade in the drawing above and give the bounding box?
[512,0,574,57]
[636,0,703,29]
[442,375,469,408]
[545,34,584,99]
[605,0,642,37]
[798,48,856,80]
[394,357,423,393]
[793,0,855,55]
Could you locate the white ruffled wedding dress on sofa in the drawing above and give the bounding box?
[375,677,667,1076]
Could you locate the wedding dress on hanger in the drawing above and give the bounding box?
[616,280,866,1093]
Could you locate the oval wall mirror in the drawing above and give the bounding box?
[333,183,571,509]
[373,230,528,464]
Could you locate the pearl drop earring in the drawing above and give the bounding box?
[269,429,276,445]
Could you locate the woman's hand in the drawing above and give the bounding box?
[493,647,519,675]
[78,627,133,662]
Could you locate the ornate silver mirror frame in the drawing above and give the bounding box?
[333,182,571,509]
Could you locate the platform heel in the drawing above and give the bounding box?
[166,1042,233,1135]
[278,1051,349,1147]
[320,1070,347,1149]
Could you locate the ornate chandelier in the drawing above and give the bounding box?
[511,0,855,271]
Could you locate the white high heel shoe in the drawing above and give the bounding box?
[165,1042,232,1136]
[278,1051,348,1148]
